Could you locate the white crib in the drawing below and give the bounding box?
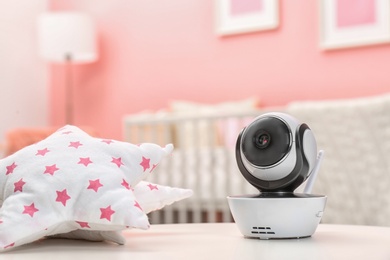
[123,111,264,224]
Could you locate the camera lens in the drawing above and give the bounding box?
[241,116,291,167]
[254,131,271,149]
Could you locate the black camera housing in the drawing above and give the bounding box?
[235,113,317,193]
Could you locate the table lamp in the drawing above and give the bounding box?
[38,12,98,124]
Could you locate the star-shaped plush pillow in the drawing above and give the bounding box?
[0,125,192,251]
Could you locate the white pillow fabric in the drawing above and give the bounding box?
[0,125,192,251]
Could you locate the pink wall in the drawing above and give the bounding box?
[49,0,390,140]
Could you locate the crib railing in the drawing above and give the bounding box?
[123,111,266,223]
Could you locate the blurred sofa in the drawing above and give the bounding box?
[286,93,390,226]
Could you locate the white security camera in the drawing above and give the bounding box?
[228,112,327,239]
[236,112,318,193]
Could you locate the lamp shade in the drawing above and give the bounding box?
[38,12,98,63]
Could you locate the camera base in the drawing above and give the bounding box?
[227,193,327,239]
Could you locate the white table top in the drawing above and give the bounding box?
[3,223,390,260]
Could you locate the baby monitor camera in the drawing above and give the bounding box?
[236,112,317,192]
[228,112,327,239]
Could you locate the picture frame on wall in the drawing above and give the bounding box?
[215,0,279,36]
[319,0,390,50]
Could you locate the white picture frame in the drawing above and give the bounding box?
[215,0,279,36]
[319,0,390,50]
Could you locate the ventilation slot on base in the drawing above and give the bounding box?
[251,226,275,235]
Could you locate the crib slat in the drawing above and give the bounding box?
[222,138,233,223]
[192,119,203,223]
[177,120,188,223]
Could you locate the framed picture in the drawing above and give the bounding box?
[215,0,279,36]
[319,0,390,50]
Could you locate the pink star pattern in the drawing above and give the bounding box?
[87,179,103,192]
[78,157,93,167]
[23,203,39,217]
[121,179,130,190]
[140,157,150,171]
[4,243,14,249]
[100,206,115,221]
[62,131,72,135]
[69,141,83,149]
[56,189,71,206]
[111,157,124,168]
[150,164,158,172]
[147,183,159,191]
[134,201,142,211]
[101,139,113,145]
[36,148,50,156]
[6,162,17,175]
[76,221,90,228]
[14,178,26,192]
[44,164,59,175]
